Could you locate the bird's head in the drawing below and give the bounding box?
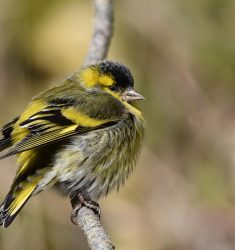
[79,61,144,103]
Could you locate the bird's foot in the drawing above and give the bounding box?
[70,193,101,225]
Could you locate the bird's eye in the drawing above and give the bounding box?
[109,85,116,91]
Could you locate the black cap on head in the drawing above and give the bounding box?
[98,61,134,90]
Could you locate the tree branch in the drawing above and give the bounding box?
[83,0,114,66]
[76,207,114,250]
[72,0,115,249]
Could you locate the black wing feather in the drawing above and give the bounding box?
[0,117,19,152]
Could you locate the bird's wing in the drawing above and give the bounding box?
[0,95,122,159]
[0,117,19,152]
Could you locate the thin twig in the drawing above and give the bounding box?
[83,0,114,66]
[76,207,115,250]
[72,0,115,249]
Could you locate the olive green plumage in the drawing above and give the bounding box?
[0,61,144,228]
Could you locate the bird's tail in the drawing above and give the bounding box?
[0,180,38,228]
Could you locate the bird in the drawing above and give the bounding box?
[0,60,144,228]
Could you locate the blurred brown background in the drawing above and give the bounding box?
[1,0,235,249]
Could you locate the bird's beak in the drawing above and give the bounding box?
[121,88,145,102]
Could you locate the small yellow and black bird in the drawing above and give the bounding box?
[0,60,144,228]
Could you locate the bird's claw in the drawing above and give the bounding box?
[70,194,101,225]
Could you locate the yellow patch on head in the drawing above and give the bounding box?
[80,67,115,88]
[99,75,114,86]
[79,67,99,87]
